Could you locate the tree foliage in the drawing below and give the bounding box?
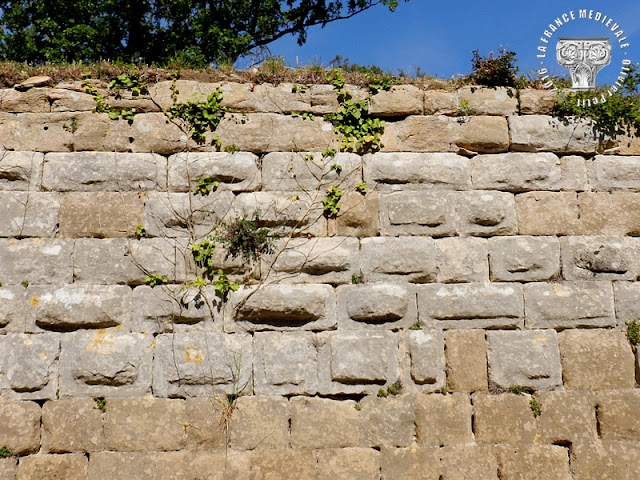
[0,0,404,66]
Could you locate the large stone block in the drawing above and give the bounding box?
[316,448,381,480]
[515,191,580,235]
[0,333,59,400]
[337,283,417,330]
[423,91,459,115]
[457,86,518,116]
[0,401,41,455]
[414,392,473,447]
[493,445,572,480]
[578,192,640,235]
[363,152,471,190]
[560,236,638,280]
[508,115,598,154]
[16,454,88,480]
[489,236,560,282]
[0,112,74,152]
[154,326,252,397]
[0,239,73,285]
[379,191,456,237]
[455,191,517,236]
[184,398,226,450]
[0,87,51,113]
[230,396,290,450]
[380,447,441,480]
[253,332,318,396]
[359,237,437,283]
[534,390,598,444]
[0,192,59,238]
[369,84,424,116]
[572,441,640,480]
[87,451,197,480]
[518,89,556,114]
[168,151,261,192]
[613,281,640,327]
[524,281,615,329]
[588,155,640,191]
[559,329,635,390]
[49,87,96,112]
[406,330,445,389]
[0,151,44,191]
[250,449,318,480]
[59,329,153,398]
[444,330,488,393]
[42,152,167,191]
[471,152,586,191]
[0,286,31,330]
[224,284,336,332]
[435,237,489,283]
[359,396,415,448]
[42,399,104,453]
[290,397,359,448]
[472,393,537,444]
[328,191,380,237]
[0,459,16,480]
[418,283,524,329]
[440,445,499,480]
[487,330,562,391]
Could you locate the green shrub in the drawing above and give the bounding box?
[468,48,519,87]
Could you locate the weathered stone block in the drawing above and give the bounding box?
[0,239,73,285]
[445,330,488,392]
[59,192,144,238]
[613,281,640,327]
[0,401,41,455]
[596,390,640,441]
[337,283,416,330]
[168,151,260,192]
[43,152,167,191]
[104,398,187,451]
[369,84,424,116]
[380,447,441,480]
[488,236,560,282]
[414,392,473,447]
[456,191,517,236]
[493,445,572,480]
[559,329,635,390]
[524,282,615,329]
[0,112,74,152]
[224,284,336,332]
[0,333,59,399]
[42,399,104,453]
[406,330,445,388]
[435,237,489,283]
[471,152,586,191]
[418,283,524,329]
[0,151,43,191]
[253,331,318,396]
[16,454,88,480]
[440,445,498,480]
[578,192,640,235]
[518,89,557,114]
[363,152,471,190]
[49,87,96,112]
[316,448,381,480]
[0,459,16,480]
[184,398,226,450]
[359,396,415,448]
[458,86,518,115]
[250,449,318,480]
[290,397,359,448]
[515,191,580,235]
[455,115,510,153]
[561,236,638,280]
[487,330,562,391]
[154,326,252,397]
[0,192,59,237]
[0,87,50,113]
[423,90,459,115]
[328,191,380,237]
[509,115,598,154]
[573,441,640,480]
[534,390,598,444]
[379,190,455,236]
[230,396,290,450]
[588,155,640,191]
[359,237,437,283]
[472,393,537,444]
[0,286,31,330]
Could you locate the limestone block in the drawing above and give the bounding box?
[266,237,359,285]
[472,393,537,444]
[560,236,638,280]
[414,392,473,447]
[0,459,16,480]
[487,330,562,391]
[440,445,499,480]
[444,330,488,392]
[249,82,365,114]
[360,237,437,283]
[363,152,471,190]
[337,283,417,330]
[369,84,424,116]
[471,152,587,191]
[59,330,153,397]
[588,155,640,191]
[0,333,59,400]
[189,451,252,479]
[0,112,74,152]
[518,89,557,114]
[406,330,445,388]
[489,236,560,282]
[104,398,187,451]
[572,441,640,480]
[435,237,489,283]
[184,398,226,450]
[42,399,104,453]
[328,191,380,237]
[0,192,59,237]
[457,86,518,115]
[423,90,459,115]
[261,151,361,192]
[49,88,96,112]
[87,451,192,480]
[250,449,318,480]
[524,282,615,329]
[30,285,132,330]
[168,151,261,192]
[290,397,359,448]
[380,447,441,480]
[359,395,415,448]
[16,454,88,480]
[0,151,44,191]
[73,238,177,285]
[456,191,517,236]
[534,390,598,444]
[493,445,572,480]
[508,115,598,154]
[100,113,187,155]
[230,396,290,450]
[59,192,144,238]
[0,401,41,455]
[43,152,167,191]
[0,238,73,285]
[0,88,50,112]
[418,283,524,329]
[0,286,30,329]
[455,115,510,153]
[316,448,381,480]
[559,329,635,390]
[613,281,640,326]
[224,284,336,332]
[578,192,640,235]
[515,192,580,235]
[153,326,252,397]
[379,191,456,237]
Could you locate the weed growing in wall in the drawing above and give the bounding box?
[166,87,225,146]
[468,48,521,88]
[0,446,12,458]
[215,212,275,262]
[626,320,640,345]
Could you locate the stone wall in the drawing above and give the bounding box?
[0,80,639,479]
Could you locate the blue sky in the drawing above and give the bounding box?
[259,0,640,85]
